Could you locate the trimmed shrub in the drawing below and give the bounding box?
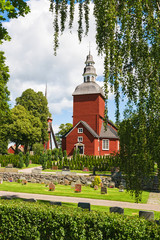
[25,152,30,167]
[18,152,24,168]
[0,200,160,239]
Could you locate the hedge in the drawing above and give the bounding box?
[0,200,160,240]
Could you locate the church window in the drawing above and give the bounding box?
[102,139,109,150]
[87,76,90,82]
[78,128,83,133]
[78,136,83,142]
[117,141,119,151]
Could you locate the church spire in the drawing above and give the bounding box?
[83,51,97,82]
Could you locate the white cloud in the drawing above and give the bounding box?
[2,0,114,120]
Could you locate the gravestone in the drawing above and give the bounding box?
[110,207,124,215]
[23,198,37,202]
[71,182,75,189]
[62,166,70,171]
[83,167,89,172]
[50,201,62,206]
[0,163,1,167]
[6,164,13,168]
[94,185,98,190]
[119,184,124,192]
[101,186,107,194]
[49,182,55,191]
[22,180,27,185]
[8,177,13,182]
[29,160,32,164]
[32,168,41,174]
[78,202,90,211]
[93,166,96,176]
[0,177,3,184]
[109,181,115,188]
[1,196,12,200]
[75,184,81,192]
[52,166,58,170]
[139,211,154,221]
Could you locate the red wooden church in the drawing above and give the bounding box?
[62,52,119,156]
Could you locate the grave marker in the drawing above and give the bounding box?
[110,207,124,215]
[78,202,90,211]
[101,186,107,194]
[75,184,81,192]
[50,201,62,206]
[49,182,55,191]
[139,211,154,221]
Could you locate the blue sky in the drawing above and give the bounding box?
[2,0,126,134]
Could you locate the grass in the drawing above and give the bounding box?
[42,169,111,175]
[0,181,149,203]
[0,198,160,219]
[21,164,41,169]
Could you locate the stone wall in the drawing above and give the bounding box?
[0,172,114,186]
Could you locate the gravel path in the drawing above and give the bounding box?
[0,191,160,211]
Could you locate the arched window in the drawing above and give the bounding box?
[87,76,90,82]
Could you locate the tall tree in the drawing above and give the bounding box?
[0,52,10,154]
[49,0,160,200]
[16,88,51,144]
[0,0,30,153]
[56,123,73,146]
[9,105,42,153]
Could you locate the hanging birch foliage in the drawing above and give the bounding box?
[49,0,160,201]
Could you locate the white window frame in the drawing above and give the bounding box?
[117,141,119,151]
[78,128,83,133]
[102,139,109,150]
[78,136,83,142]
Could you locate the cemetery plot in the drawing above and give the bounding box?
[0,182,149,203]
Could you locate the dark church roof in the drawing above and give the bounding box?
[100,123,119,139]
[63,120,119,139]
[72,81,105,98]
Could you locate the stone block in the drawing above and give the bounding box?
[1,196,12,200]
[49,182,55,191]
[75,184,81,192]
[110,207,124,214]
[101,186,107,194]
[50,201,62,206]
[78,202,90,211]
[23,198,37,202]
[139,211,154,221]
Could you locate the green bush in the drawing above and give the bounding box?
[0,200,159,239]
[92,176,101,187]
[18,152,24,168]
[25,152,30,167]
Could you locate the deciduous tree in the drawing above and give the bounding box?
[50,0,160,200]
[9,105,42,153]
[16,88,51,144]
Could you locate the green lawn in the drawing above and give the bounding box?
[42,169,111,175]
[21,164,41,169]
[0,182,149,203]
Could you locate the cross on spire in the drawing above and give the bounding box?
[88,42,91,54]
